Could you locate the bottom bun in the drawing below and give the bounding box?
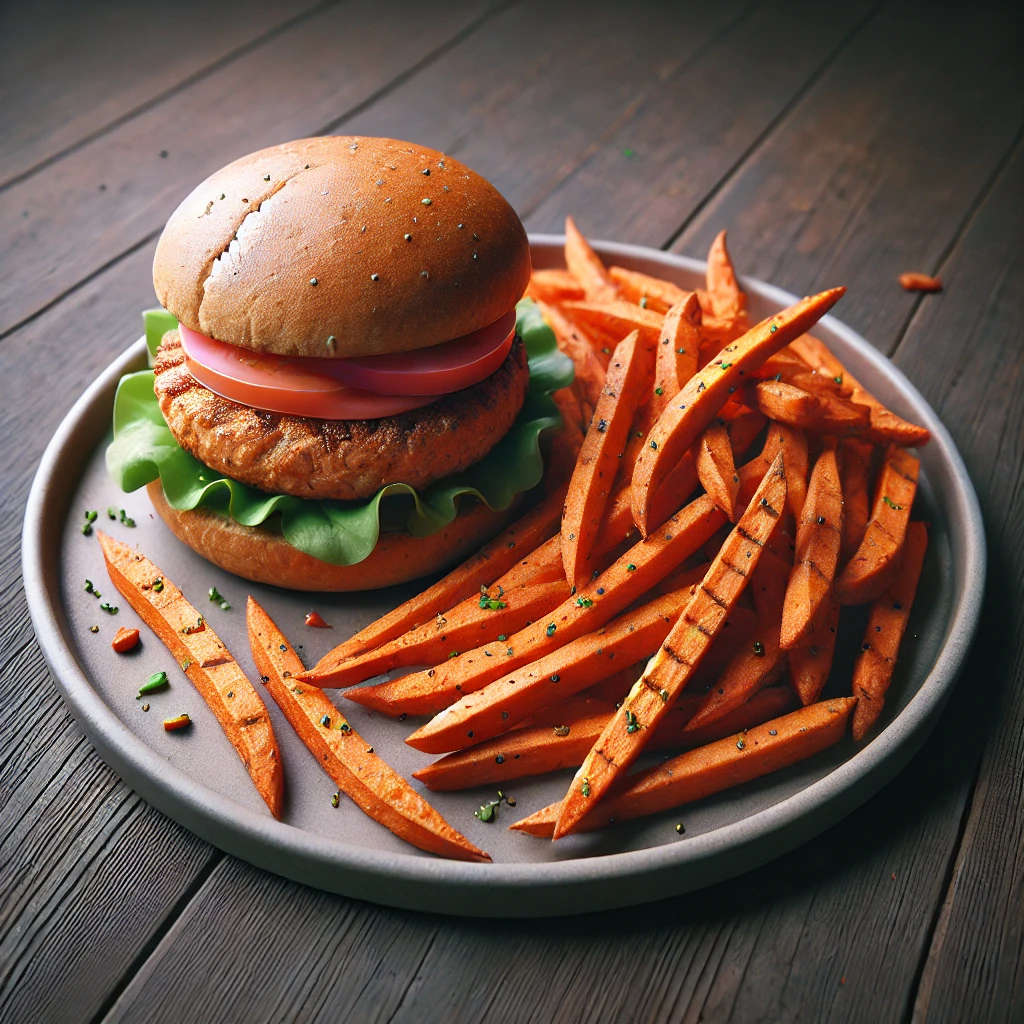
[147,481,518,592]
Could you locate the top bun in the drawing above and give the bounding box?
[153,137,531,359]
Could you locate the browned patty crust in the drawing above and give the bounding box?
[153,330,529,501]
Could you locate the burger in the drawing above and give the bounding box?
[106,136,571,590]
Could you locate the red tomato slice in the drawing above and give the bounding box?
[341,309,516,395]
[179,325,437,420]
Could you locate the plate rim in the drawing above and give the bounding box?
[22,235,986,916]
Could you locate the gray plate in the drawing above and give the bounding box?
[22,237,985,917]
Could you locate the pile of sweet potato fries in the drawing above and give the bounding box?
[97,220,932,858]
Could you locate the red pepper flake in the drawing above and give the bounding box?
[898,272,943,292]
[163,713,192,732]
[305,611,332,628]
[111,626,140,653]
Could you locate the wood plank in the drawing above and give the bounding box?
[99,724,970,1024]
[902,140,1024,1024]
[0,0,321,189]
[670,0,1024,355]
[0,0,494,338]
[525,0,876,237]
[341,0,750,212]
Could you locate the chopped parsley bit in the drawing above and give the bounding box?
[474,792,512,823]
[506,648,514,656]
[659,688,669,703]
[769,324,778,333]
[137,671,169,698]
[100,602,118,614]
[720,361,732,370]
[181,659,192,671]
[107,507,118,519]
[448,651,459,659]
[421,198,432,205]
[882,495,904,510]
[497,634,508,642]
[495,755,505,764]
[545,623,557,637]
[654,386,663,395]
[639,296,648,308]
[319,714,331,728]
[737,739,746,750]
[834,374,844,385]
[152,577,164,593]
[81,522,93,536]
[554,724,571,736]
[626,563,637,572]
[279,643,287,651]
[85,510,98,522]
[581,777,591,798]
[575,596,594,608]
[550,674,561,682]
[331,792,340,808]
[596,419,608,433]
[676,347,686,355]
[769,729,778,736]
[119,509,135,527]
[338,722,352,733]
[625,709,640,734]
[675,823,685,834]
[774,372,783,382]
[309,277,318,286]
[478,585,507,611]
[84,579,94,593]
[650,441,658,450]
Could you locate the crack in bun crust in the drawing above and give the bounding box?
[154,331,529,501]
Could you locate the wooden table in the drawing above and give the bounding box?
[2,2,1022,1020]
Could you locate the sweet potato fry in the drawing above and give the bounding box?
[789,599,840,705]
[790,334,930,448]
[705,229,747,323]
[851,522,929,740]
[563,300,665,349]
[526,268,586,303]
[309,580,568,690]
[536,300,609,409]
[96,532,282,818]
[608,266,691,314]
[511,697,856,837]
[551,386,588,441]
[562,330,655,588]
[737,422,809,520]
[749,378,871,437]
[415,687,795,791]
[553,455,786,838]
[564,215,619,302]
[302,488,565,678]
[406,582,721,754]
[684,544,792,732]
[654,293,702,410]
[346,494,726,718]
[835,445,919,604]
[839,439,873,568]
[898,272,942,292]
[693,422,740,521]
[246,599,488,862]
[780,448,844,649]
[631,288,844,537]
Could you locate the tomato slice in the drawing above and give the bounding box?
[179,325,438,420]
[340,309,516,395]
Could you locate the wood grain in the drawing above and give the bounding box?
[0,1,1022,1021]
[672,0,1024,354]
[0,0,495,338]
[901,139,1024,1024]
[0,0,322,189]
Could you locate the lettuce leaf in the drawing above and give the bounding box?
[106,299,573,566]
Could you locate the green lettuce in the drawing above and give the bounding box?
[106,299,573,566]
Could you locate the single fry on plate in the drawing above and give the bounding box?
[247,598,489,862]
[96,532,283,818]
